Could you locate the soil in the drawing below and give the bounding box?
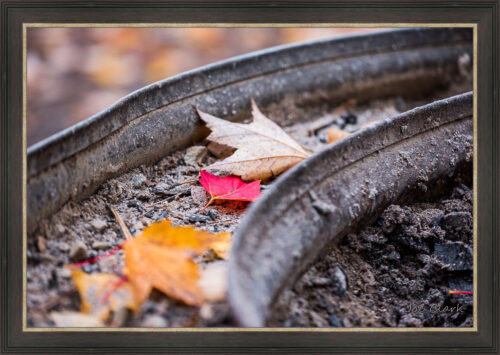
[27,76,473,328]
[268,181,473,327]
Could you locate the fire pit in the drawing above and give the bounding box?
[27,28,472,328]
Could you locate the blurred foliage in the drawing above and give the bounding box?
[27,27,380,146]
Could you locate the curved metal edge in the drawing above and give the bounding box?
[228,92,473,327]
[27,27,471,177]
[26,32,472,235]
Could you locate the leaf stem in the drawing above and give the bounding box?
[198,197,214,214]
[100,275,128,305]
[67,244,123,269]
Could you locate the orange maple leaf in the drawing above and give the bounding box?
[122,220,231,308]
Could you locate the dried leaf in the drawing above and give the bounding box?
[197,100,309,180]
[198,170,260,212]
[71,269,135,321]
[122,220,231,308]
[327,128,350,144]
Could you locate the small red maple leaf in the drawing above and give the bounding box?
[198,171,261,212]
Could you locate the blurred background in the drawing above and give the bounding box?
[27,27,382,146]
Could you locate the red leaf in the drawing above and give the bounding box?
[198,171,261,212]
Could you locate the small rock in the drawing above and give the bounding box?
[90,218,107,232]
[387,250,400,261]
[141,314,167,328]
[433,242,473,271]
[191,185,209,207]
[131,173,147,189]
[69,241,88,262]
[127,200,139,208]
[199,262,227,302]
[184,146,208,166]
[59,268,72,279]
[54,223,66,237]
[91,241,110,250]
[330,264,348,297]
[439,212,471,228]
[207,210,218,219]
[56,242,70,252]
[189,214,210,223]
[311,277,331,286]
[399,314,423,327]
[153,183,172,196]
[328,314,344,327]
[103,230,117,241]
[199,304,214,320]
[135,190,152,201]
[36,236,46,252]
[132,221,144,232]
[340,112,357,125]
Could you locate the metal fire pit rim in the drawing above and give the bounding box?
[27,27,471,177]
[236,91,473,228]
[228,91,473,327]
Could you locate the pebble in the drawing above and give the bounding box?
[199,304,214,320]
[36,236,46,252]
[330,264,348,297]
[141,315,167,328]
[131,173,147,189]
[327,314,344,327]
[188,214,210,223]
[59,268,72,279]
[438,212,471,232]
[56,242,70,252]
[54,223,66,237]
[153,183,172,196]
[399,314,423,327]
[90,218,107,232]
[91,241,110,250]
[199,262,228,302]
[311,277,331,286]
[433,242,473,271]
[69,241,88,262]
[191,185,209,207]
[135,191,152,201]
[183,146,207,166]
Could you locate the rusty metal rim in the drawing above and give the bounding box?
[228,92,473,327]
[27,27,471,177]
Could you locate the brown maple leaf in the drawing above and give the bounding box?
[197,100,310,180]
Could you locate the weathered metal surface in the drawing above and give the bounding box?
[228,92,473,327]
[27,28,472,234]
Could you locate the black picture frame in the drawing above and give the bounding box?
[1,1,498,353]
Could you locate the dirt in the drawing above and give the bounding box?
[268,180,473,327]
[27,76,472,328]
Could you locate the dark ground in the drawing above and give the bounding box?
[268,180,473,327]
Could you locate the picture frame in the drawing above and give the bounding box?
[1,1,498,353]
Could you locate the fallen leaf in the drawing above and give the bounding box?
[198,170,260,212]
[122,220,231,308]
[327,128,350,143]
[51,311,104,327]
[71,269,135,321]
[197,100,309,180]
